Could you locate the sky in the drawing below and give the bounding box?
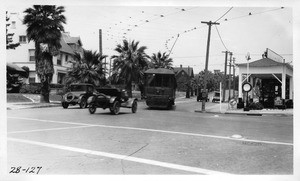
[4,0,295,74]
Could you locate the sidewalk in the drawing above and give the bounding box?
[195,102,293,116]
[7,101,61,110]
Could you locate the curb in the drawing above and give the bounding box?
[195,109,292,116]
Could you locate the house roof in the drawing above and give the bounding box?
[173,66,194,77]
[65,37,82,46]
[60,38,75,55]
[62,33,82,46]
[236,58,293,70]
[145,68,175,75]
[7,63,27,77]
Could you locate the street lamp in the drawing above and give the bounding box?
[246,52,251,82]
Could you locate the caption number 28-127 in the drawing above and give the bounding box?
[9,166,42,174]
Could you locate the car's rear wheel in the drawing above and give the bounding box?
[167,101,173,110]
[131,100,137,113]
[89,104,96,114]
[62,102,69,109]
[110,101,120,115]
[79,97,87,108]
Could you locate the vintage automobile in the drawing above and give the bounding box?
[87,87,138,115]
[196,88,209,102]
[61,83,95,109]
[211,91,221,102]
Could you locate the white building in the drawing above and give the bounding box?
[236,49,293,108]
[6,12,83,84]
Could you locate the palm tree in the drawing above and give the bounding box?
[111,39,149,97]
[64,50,107,86]
[23,5,66,102]
[150,51,173,69]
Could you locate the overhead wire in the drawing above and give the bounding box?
[222,7,284,22]
[214,7,234,23]
[212,7,234,52]
[166,7,286,60]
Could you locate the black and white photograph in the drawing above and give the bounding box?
[1,0,299,180]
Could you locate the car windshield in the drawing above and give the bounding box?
[70,85,86,91]
[215,92,220,96]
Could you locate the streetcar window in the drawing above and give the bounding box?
[147,74,173,87]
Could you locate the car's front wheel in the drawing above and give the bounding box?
[131,100,137,113]
[62,102,69,109]
[79,97,87,108]
[110,101,120,115]
[89,104,96,114]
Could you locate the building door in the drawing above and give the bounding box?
[260,79,281,108]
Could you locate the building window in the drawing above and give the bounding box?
[57,54,62,65]
[11,21,16,29]
[57,72,65,84]
[19,36,26,43]
[29,77,35,83]
[65,55,68,62]
[29,49,35,61]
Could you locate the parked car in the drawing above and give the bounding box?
[87,87,138,115]
[211,91,220,102]
[61,83,96,109]
[197,89,209,102]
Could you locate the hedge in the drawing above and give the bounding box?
[20,83,64,94]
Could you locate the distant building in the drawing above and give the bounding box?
[214,69,221,74]
[236,49,293,108]
[6,12,84,84]
[173,65,194,91]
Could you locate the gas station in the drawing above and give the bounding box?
[236,49,293,110]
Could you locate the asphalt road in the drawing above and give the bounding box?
[7,98,293,175]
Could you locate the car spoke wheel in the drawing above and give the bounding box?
[89,104,96,114]
[110,101,120,115]
[79,97,87,108]
[65,93,75,103]
[62,102,69,109]
[131,100,137,113]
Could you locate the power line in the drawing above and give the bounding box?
[168,34,180,56]
[214,7,234,23]
[222,7,284,22]
[214,25,229,51]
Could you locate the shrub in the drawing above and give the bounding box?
[20,83,65,94]
[249,102,264,110]
[19,83,41,94]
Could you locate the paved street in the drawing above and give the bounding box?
[7,99,293,175]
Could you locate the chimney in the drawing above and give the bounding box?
[180,64,182,69]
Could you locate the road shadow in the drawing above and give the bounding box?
[143,106,176,111]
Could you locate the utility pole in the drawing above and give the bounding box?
[228,52,233,101]
[99,29,102,55]
[232,57,236,97]
[201,21,220,112]
[222,51,229,102]
[109,58,112,84]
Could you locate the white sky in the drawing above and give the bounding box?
[4,0,295,74]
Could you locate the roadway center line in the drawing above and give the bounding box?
[8,116,293,146]
[8,125,96,134]
[8,137,232,175]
